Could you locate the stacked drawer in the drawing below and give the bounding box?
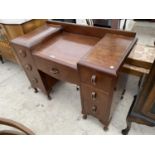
[13,46,47,95]
[78,65,116,126]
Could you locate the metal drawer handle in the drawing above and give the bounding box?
[92,105,97,113]
[91,75,96,85]
[91,92,96,100]
[19,50,26,57]
[50,68,59,75]
[25,64,32,71]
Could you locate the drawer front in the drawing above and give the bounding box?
[78,65,114,92]
[13,47,46,92]
[15,48,39,86]
[81,84,109,119]
[33,55,80,85]
[23,62,45,91]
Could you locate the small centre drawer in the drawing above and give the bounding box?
[33,55,80,85]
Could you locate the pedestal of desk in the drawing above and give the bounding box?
[78,64,128,129]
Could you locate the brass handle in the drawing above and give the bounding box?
[25,64,32,71]
[91,75,96,85]
[91,92,96,100]
[50,68,59,75]
[19,50,26,57]
[92,105,97,113]
[32,78,38,84]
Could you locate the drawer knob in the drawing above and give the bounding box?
[91,92,96,100]
[92,105,97,113]
[50,68,59,75]
[91,75,96,85]
[19,50,26,57]
[25,64,32,71]
[32,78,38,84]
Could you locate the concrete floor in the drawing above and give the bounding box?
[0,20,155,134]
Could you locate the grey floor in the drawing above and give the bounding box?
[0,20,155,134]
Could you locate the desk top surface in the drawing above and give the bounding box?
[33,32,100,69]
[12,22,137,76]
[79,33,135,74]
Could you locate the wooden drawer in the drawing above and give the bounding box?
[21,62,43,90]
[33,55,80,85]
[78,65,114,92]
[13,47,46,92]
[81,84,109,119]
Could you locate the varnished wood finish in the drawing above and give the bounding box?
[33,55,80,84]
[79,33,137,76]
[0,19,46,63]
[11,21,137,129]
[33,31,99,69]
[78,65,114,92]
[80,84,109,122]
[12,25,62,49]
[47,20,136,38]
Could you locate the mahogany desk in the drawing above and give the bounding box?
[11,21,137,130]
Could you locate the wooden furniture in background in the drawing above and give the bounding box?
[86,19,127,30]
[0,19,46,63]
[0,117,34,135]
[93,19,120,29]
[122,44,155,87]
[122,59,155,135]
[11,21,137,130]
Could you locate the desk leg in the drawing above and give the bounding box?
[76,86,80,91]
[138,74,144,88]
[121,95,137,135]
[120,89,126,100]
[34,88,38,93]
[103,126,109,131]
[82,114,87,119]
[122,120,131,135]
[47,94,52,100]
[123,19,127,30]
[0,55,4,64]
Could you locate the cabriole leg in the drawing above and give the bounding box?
[47,94,52,100]
[121,120,131,135]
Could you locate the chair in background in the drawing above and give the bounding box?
[51,19,76,23]
[122,59,155,135]
[0,117,34,135]
[86,19,127,30]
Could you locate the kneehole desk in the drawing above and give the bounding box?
[12,21,137,130]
